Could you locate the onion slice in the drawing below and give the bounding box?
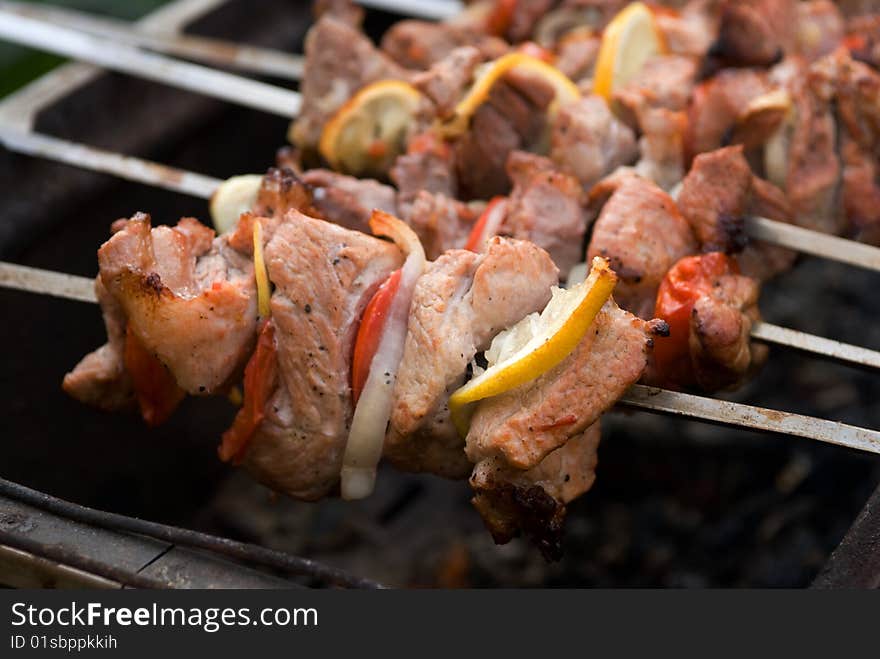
[464,197,508,252]
[341,211,426,500]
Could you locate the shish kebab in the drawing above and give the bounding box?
[1,3,880,552]
[1,2,879,266]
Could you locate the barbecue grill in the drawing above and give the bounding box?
[1,0,879,588]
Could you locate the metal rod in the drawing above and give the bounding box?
[752,321,880,371]
[619,384,880,456]
[3,262,880,456]
[0,128,220,199]
[356,0,459,20]
[0,9,300,118]
[0,262,97,303]
[0,478,384,589]
[0,0,304,81]
[746,216,880,274]
[0,528,167,589]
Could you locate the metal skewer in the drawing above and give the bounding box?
[0,10,300,118]
[0,0,304,81]
[356,0,460,20]
[2,259,878,456]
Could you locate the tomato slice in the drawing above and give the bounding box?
[464,196,507,252]
[124,325,185,427]
[351,269,402,405]
[218,319,278,464]
[652,252,737,388]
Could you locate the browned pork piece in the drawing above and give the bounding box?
[412,46,483,118]
[380,19,507,70]
[314,0,363,26]
[77,214,258,397]
[466,299,668,555]
[300,169,399,232]
[688,270,766,392]
[612,54,698,129]
[670,146,795,280]
[501,150,590,276]
[471,422,601,560]
[794,0,845,60]
[587,172,697,319]
[550,94,638,188]
[654,0,718,57]
[454,68,556,198]
[400,191,477,260]
[63,278,134,412]
[289,16,409,154]
[386,237,559,478]
[708,0,796,68]
[392,132,458,209]
[241,212,403,501]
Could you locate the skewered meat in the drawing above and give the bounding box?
[241,212,403,500]
[300,169,399,232]
[454,69,556,198]
[587,172,697,319]
[88,214,258,396]
[708,0,796,68]
[400,191,477,259]
[386,238,559,477]
[550,94,638,188]
[470,421,601,560]
[290,16,409,154]
[412,46,483,118]
[612,54,698,129]
[381,19,507,70]
[466,298,666,470]
[391,131,458,208]
[501,150,589,276]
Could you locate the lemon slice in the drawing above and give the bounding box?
[439,52,580,139]
[319,79,422,178]
[449,256,617,436]
[593,2,666,102]
[252,219,271,319]
[209,174,263,234]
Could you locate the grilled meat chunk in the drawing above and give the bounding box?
[412,46,483,118]
[380,19,507,70]
[709,0,795,68]
[400,191,476,260]
[300,169,398,233]
[454,70,556,199]
[63,277,134,411]
[386,238,559,477]
[612,54,697,128]
[391,131,458,209]
[688,273,765,392]
[737,175,797,280]
[794,0,844,61]
[587,173,697,319]
[290,16,409,153]
[466,298,664,470]
[677,145,752,253]
[503,151,590,276]
[550,95,638,188]
[471,421,601,560]
[242,212,403,500]
[94,214,258,396]
[655,0,718,57]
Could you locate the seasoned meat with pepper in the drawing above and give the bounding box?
[386,237,559,478]
[242,212,403,500]
[471,421,601,561]
[587,173,697,319]
[550,94,638,188]
[466,298,665,470]
[502,150,590,276]
[300,169,399,233]
[90,213,258,396]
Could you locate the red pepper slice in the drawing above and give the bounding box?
[652,253,737,388]
[351,269,402,405]
[218,319,278,464]
[123,325,185,427]
[464,196,506,252]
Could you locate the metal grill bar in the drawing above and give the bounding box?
[356,0,459,20]
[0,10,301,118]
[0,0,304,81]
[0,478,384,589]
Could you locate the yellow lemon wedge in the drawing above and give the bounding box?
[252,219,271,319]
[593,2,666,102]
[209,174,263,234]
[448,257,617,437]
[439,52,580,139]
[319,79,422,178]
